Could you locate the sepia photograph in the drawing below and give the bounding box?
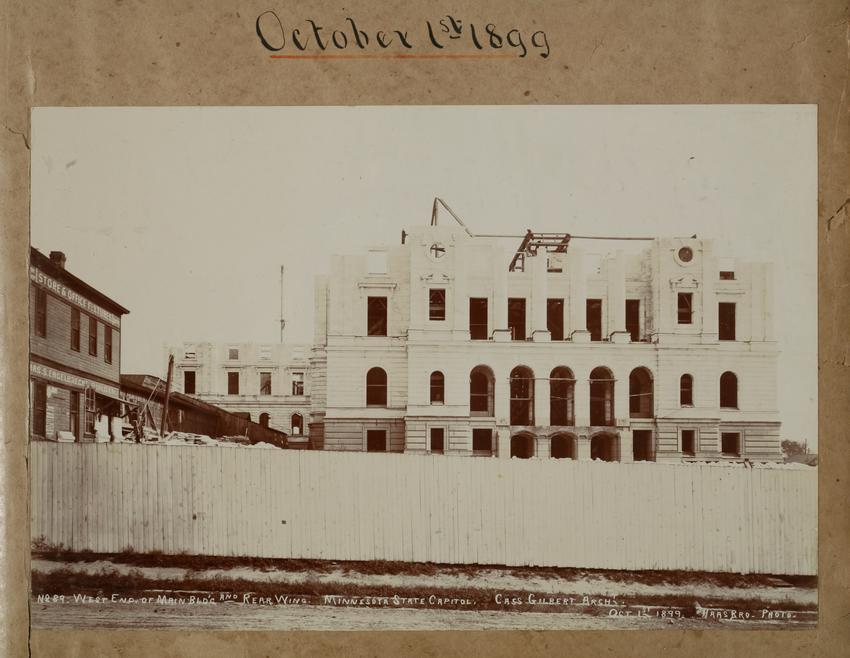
[27,105,817,630]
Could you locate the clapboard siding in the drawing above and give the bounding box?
[30,443,816,575]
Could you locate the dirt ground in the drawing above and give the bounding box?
[30,552,817,631]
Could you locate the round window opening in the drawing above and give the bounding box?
[677,246,694,263]
[429,242,447,260]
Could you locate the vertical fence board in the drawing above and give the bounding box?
[29,443,817,575]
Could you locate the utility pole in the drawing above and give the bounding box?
[160,354,174,438]
[280,265,286,343]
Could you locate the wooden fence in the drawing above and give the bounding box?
[30,442,817,575]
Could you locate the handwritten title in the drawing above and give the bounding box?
[256,12,550,59]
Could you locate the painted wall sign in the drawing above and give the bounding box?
[30,266,121,327]
[30,362,118,397]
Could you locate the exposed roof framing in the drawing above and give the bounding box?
[509,230,572,272]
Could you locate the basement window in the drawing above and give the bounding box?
[430,427,445,454]
[721,432,740,456]
[472,428,493,456]
[681,429,696,456]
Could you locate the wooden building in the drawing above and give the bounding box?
[29,248,130,442]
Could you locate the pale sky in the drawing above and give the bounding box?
[30,106,817,447]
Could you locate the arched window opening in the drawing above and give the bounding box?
[430,371,445,404]
[720,371,738,409]
[628,367,653,418]
[550,366,575,426]
[680,374,694,406]
[291,413,303,435]
[551,433,576,459]
[510,366,535,426]
[366,367,388,407]
[510,433,535,458]
[590,433,617,461]
[470,366,495,417]
[259,412,270,428]
[589,367,615,426]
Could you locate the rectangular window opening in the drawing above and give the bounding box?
[69,390,80,440]
[719,302,736,340]
[260,372,272,396]
[625,299,640,342]
[366,429,387,452]
[33,381,47,437]
[88,316,98,356]
[84,387,96,435]
[430,427,445,454]
[367,296,388,336]
[472,428,493,456]
[71,308,81,351]
[587,299,602,341]
[508,298,526,341]
[228,347,239,360]
[469,298,488,340]
[429,289,446,321]
[291,372,305,396]
[721,432,740,456]
[35,288,47,338]
[227,372,240,395]
[184,371,196,395]
[547,298,564,341]
[677,292,693,325]
[633,430,653,462]
[104,325,113,364]
[681,429,696,456]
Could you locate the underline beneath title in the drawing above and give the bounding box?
[269,53,517,60]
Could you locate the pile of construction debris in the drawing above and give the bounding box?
[117,428,286,449]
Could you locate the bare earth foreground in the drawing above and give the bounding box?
[30,552,817,630]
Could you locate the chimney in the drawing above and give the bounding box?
[49,251,66,269]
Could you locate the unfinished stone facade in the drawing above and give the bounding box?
[167,342,311,443]
[310,223,781,462]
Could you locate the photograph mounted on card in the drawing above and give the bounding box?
[28,104,817,631]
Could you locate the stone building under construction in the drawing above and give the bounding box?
[307,213,781,462]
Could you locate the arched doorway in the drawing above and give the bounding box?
[590,432,617,461]
[510,366,535,425]
[589,367,615,426]
[510,433,535,458]
[291,413,303,435]
[550,433,576,459]
[469,365,495,416]
[259,413,270,428]
[720,371,738,408]
[628,367,653,418]
[549,366,575,426]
